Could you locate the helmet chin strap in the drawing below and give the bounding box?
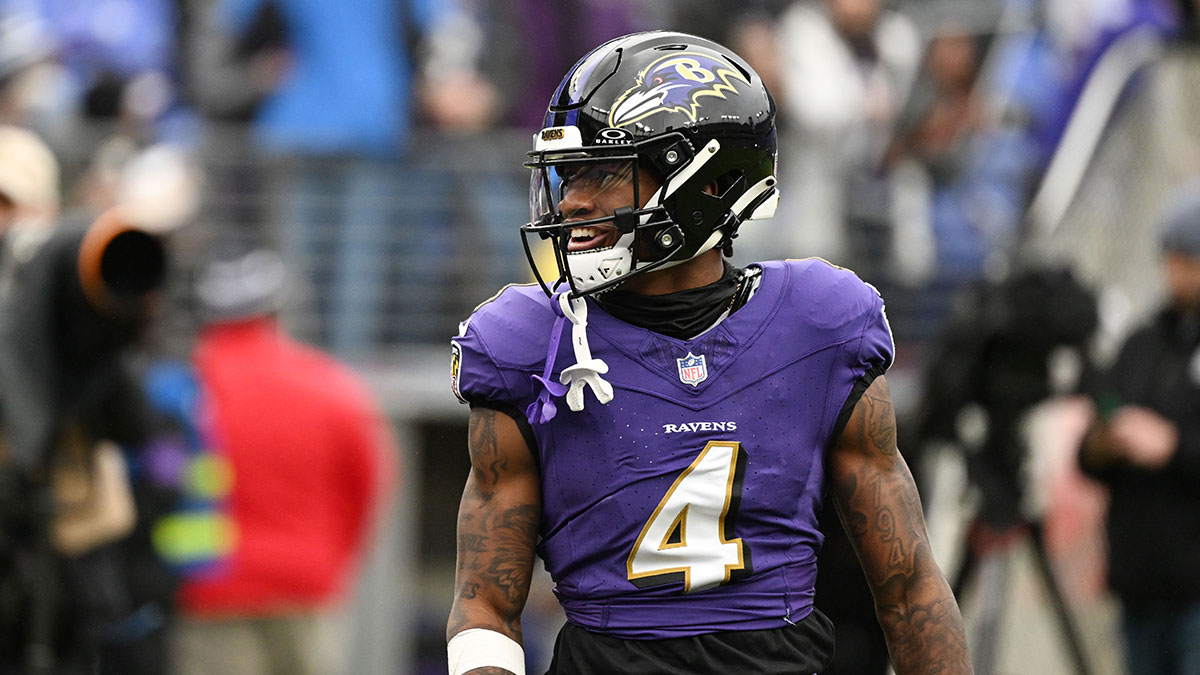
[635,143,784,274]
[649,231,725,273]
[646,175,777,273]
[653,176,778,272]
[628,138,723,274]
[733,176,779,221]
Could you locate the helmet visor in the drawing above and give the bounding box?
[528,156,642,233]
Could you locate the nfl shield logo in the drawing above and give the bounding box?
[677,352,708,387]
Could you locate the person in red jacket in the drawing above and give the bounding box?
[170,247,395,675]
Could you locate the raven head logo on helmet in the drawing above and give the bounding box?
[521,31,779,298]
[609,52,752,128]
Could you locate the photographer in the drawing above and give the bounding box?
[0,127,173,674]
[1078,181,1200,675]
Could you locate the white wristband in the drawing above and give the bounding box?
[447,628,526,675]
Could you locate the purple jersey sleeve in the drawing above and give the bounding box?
[844,273,894,381]
[765,258,894,446]
[780,258,893,378]
[450,284,554,407]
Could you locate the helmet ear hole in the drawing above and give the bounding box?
[714,171,744,199]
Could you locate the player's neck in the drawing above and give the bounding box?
[620,250,725,296]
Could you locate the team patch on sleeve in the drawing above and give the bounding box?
[450,341,466,404]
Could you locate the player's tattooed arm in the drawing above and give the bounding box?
[446,406,541,674]
[827,376,973,675]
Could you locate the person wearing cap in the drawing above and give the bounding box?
[170,247,395,675]
[1078,180,1200,675]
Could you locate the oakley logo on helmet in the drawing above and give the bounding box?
[594,128,634,145]
[609,52,751,128]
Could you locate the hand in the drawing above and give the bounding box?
[1107,406,1178,469]
[421,71,498,132]
[250,48,292,94]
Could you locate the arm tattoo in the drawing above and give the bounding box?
[469,410,506,489]
[833,379,973,674]
[862,387,897,455]
[447,409,540,644]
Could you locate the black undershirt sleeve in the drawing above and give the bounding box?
[468,400,540,471]
[830,363,889,444]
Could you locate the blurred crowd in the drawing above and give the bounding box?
[0,0,1197,673]
[0,0,1188,355]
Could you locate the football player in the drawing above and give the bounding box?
[446,30,971,674]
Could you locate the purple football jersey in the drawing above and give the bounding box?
[451,259,893,639]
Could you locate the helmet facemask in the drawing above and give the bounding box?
[523,132,758,298]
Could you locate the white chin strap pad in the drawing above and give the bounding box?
[569,232,635,292]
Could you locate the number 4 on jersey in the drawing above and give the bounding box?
[626,441,752,593]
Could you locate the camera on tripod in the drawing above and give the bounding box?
[0,206,171,673]
[913,265,1099,529]
[909,264,1101,675]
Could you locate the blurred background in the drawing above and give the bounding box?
[1,0,1198,673]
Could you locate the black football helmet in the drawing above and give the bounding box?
[522,30,778,297]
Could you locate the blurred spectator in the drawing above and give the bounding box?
[983,0,1180,179]
[189,0,476,354]
[420,0,654,299]
[0,0,193,148]
[741,0,921,282]
[169,247,395,675]
[1034,0,1179,166]
[463,0,650,131]
[886,21,1031,303]
[1078,180,1200,675]
[0,8,59,132]
[179,0,288,124]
